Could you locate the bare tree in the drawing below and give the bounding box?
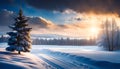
[99,19,119,51]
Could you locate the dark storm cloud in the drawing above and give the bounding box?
[0,0,24,10]
[0,0,19,7]
[25,0,120,14]
[0,9,55,29]
[0,0,13,5]
[0,9,15,26]
[0,9,56,32]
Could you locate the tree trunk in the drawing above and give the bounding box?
[116,27,119,50]
[18,51,21,54]
[105,21,110,51]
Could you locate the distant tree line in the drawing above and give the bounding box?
[0,36,96,46]
[0,35,8,42]
[32,38,96,46]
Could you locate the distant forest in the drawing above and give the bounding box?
[0,35,96,46]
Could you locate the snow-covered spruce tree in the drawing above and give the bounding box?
[6,9,32,54]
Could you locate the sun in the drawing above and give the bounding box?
[90,27,99,35]
[88,27,99,39]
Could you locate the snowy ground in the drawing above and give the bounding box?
[0,43,120,69]
[31,45,120,69]
[0,48,52,69]
[0,43,57,69]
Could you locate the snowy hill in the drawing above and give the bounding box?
[0,49,45,69]
[0,43,55,69]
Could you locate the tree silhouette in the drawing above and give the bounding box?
[99,19,120,51]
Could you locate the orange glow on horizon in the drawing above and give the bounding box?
[30,13,120,39]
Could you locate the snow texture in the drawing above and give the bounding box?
[1,43,120,69]
[0,48,54,69]
[32,45,120,69]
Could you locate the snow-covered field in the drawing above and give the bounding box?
[0,43,54,69]
[0,43,120,69]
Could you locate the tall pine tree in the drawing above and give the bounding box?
[6,9,32,54]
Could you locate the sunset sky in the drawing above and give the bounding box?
[0,0,120,38]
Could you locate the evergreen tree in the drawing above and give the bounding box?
[6,9,32,54]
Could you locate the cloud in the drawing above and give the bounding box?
[0,0,22,9]
[1,0,120,15]
[0,9,56,31]
[25,0,120,15]
[0,9,56,27]
[0,0,13,5]
[0,9,15,26]
[3,9,120,38]
[0,9,95,38]
[28,16,57,30]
